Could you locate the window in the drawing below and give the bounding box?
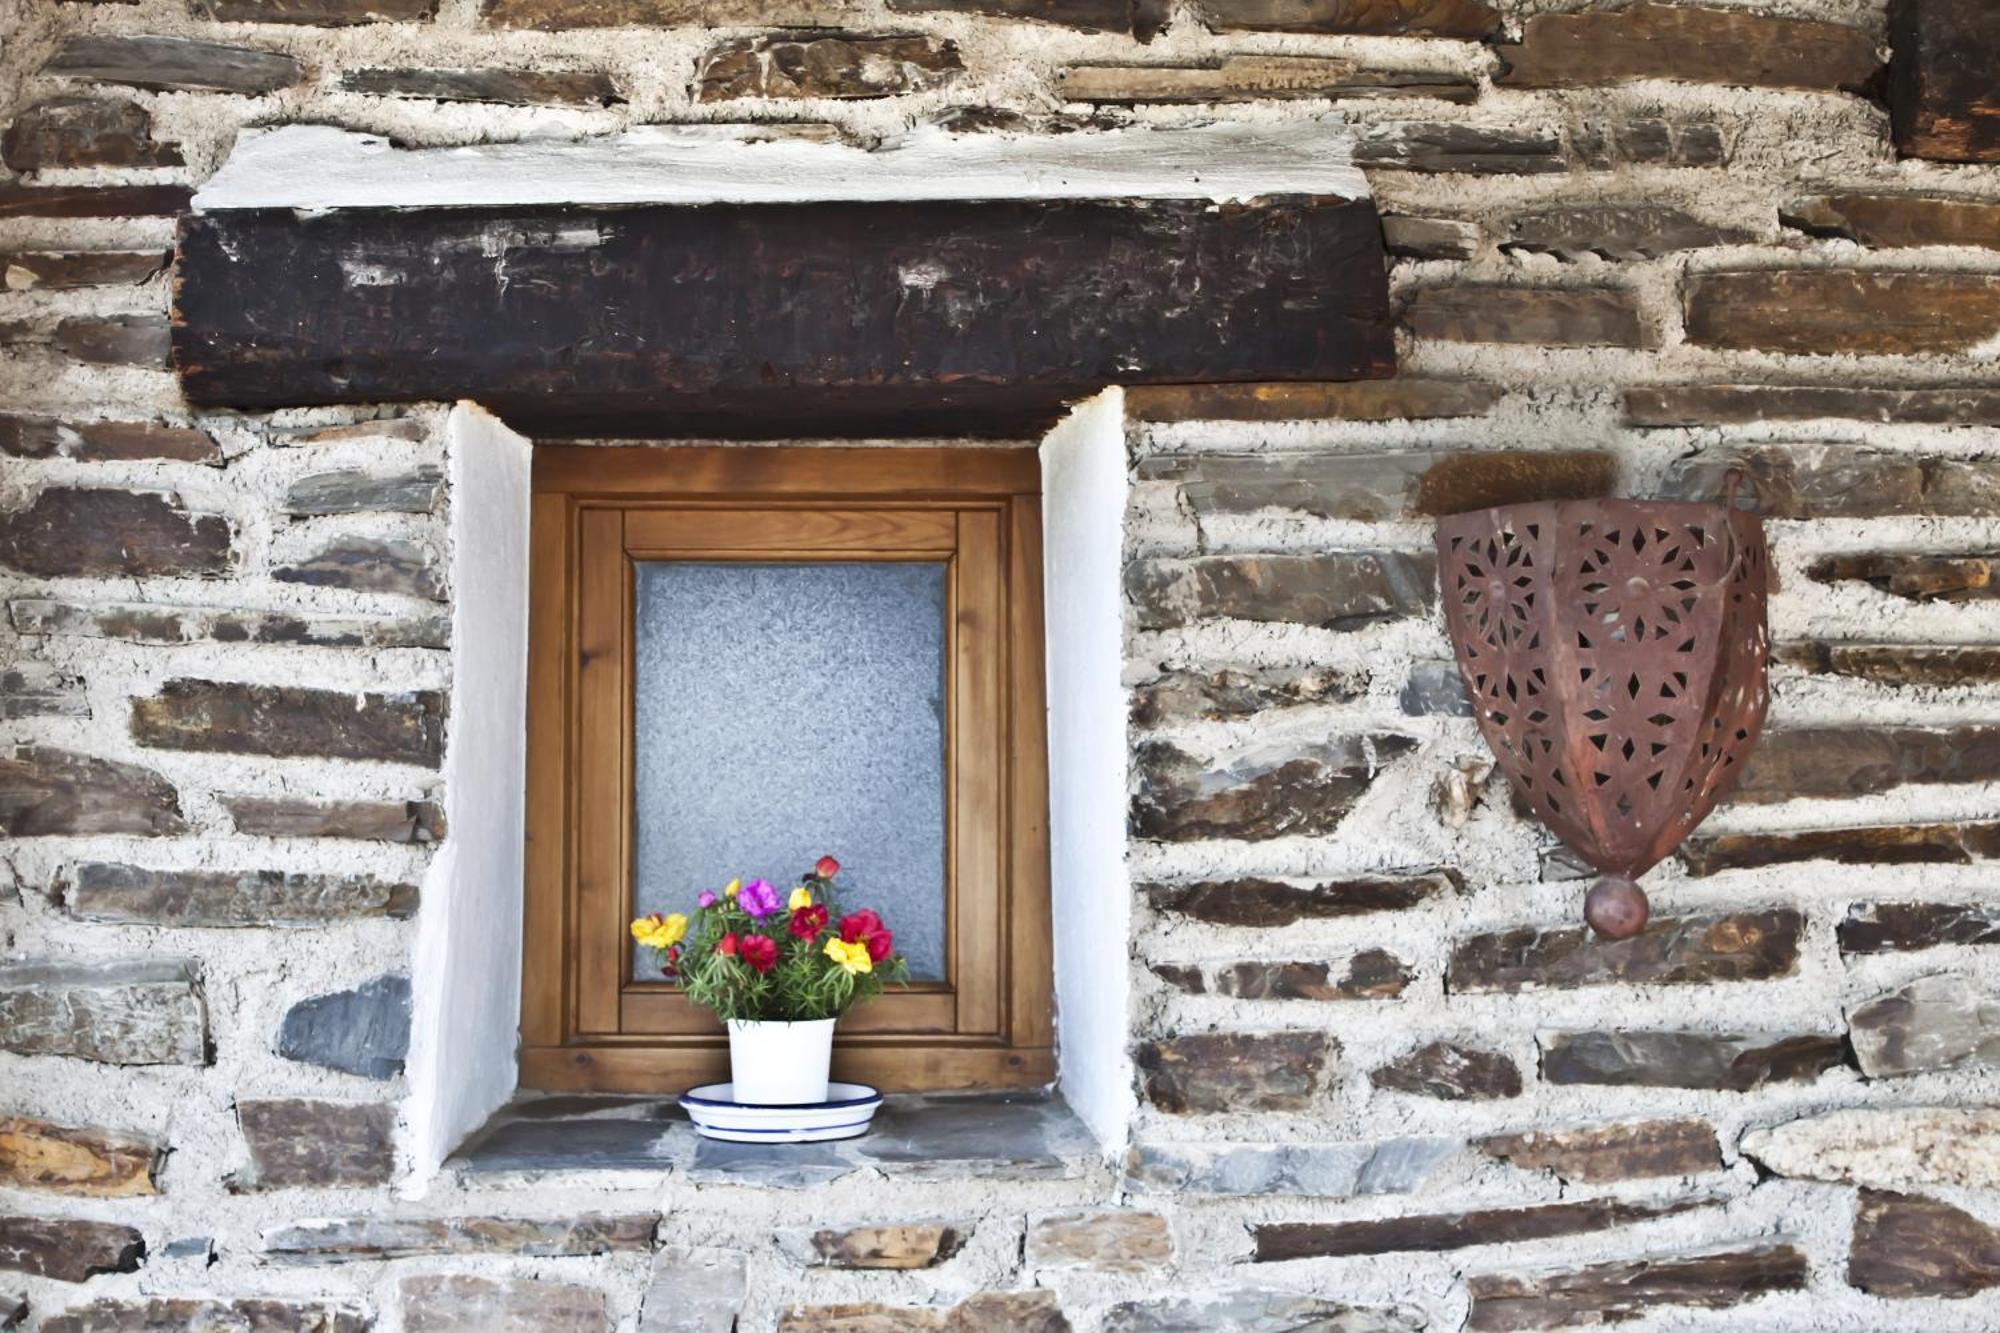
[521,447,1053,1092]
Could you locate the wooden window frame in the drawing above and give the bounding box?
[521,446,1054,1094]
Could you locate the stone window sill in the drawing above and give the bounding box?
[449,1089,1101,1189]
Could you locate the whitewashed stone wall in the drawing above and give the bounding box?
[5,0,2000,1328]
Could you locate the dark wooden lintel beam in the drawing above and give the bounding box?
[172,196,1394,439]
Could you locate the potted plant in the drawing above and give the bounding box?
[631,855,908,1105]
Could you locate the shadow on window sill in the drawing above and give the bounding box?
[449,1088,1103,1189]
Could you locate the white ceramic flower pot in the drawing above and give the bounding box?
[726,1017,836,1104]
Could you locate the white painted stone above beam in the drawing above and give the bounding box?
[193,122,1370,214]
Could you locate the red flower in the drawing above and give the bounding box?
[716,932,738,958]
[814,855,841,880]
[739,934,778,973]
[838,910,893,962]
[789,904,828,940]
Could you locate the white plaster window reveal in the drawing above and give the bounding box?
[403,394,1133,1182]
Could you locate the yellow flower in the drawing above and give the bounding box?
[630,912,687,950]
[723,878,742,898]
[824,937,873,975]
[789,886,813,911]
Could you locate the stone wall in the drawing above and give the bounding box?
[5,0,2000,1329]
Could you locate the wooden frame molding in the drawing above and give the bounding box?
[522,445,1054,1093]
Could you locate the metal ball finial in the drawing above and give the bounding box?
[1584,876,1650,940]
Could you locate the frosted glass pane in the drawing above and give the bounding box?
[632,561,948,981]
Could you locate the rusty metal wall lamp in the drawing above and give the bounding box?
[1435,474,1771,939]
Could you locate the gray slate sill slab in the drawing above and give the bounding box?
[450,1089,1100,1188]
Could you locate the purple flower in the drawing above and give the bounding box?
[737,878,781,918]
[696,891,717,908]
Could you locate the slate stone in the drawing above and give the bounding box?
[1570,114,1728,168]
[1146,870,1459,925]
[1785,192,2000,249]
[283,467,444,516]
[1058,58,1477,105]
[779,1291,1070,1332]
[0,665,88,721]
[0,959,207,1065]
[482,0,839,29]
[339,68,621,106]
[12,599,448,651]
[234,1100,395,1189]
[1685,270,2000,356]
[0,1293,18,1330]
[1669,445,2000,518]
[1540,1029,1848,1091]
[0,416,218,463]
[1778,642,2000,687]
[3,250,168,291]
[1192,0,1493,35]
[778,1301,945,1331]
[1806,551,1999,601]
[1370,1041,1521,1100]
[697,34,963,100]
[1353,124,1567,174]
[0,1216,144,1281]
[1254,1194,1712,1260]
[952,1290,1072,1332]
[1628,383,2000,427]
[1127,552,1434,630]
[1840,901,2000,954]
[1849,973,2000,1078]
[1130,665,1359,727]
[1382,213,1482,259]
[226,796,445,843]
[197,0,437,20]
[1124,378,1500,422]
[401,1275,606,1333]
[1682,820,2000,874]
[278,975,412,1079]
[0,747,185,836]
[1,96,181,170]
[1026,1211,1168,1271]
[1450,910,1802,993]
[265,1212,655,1262]
[456,1115,680,1174]
[0,184,190,218]
[1889,0,2000,164]
[1214,950,1411,1001]
[1135,1031,1331,1113]
[639,1246,747,1333]
[783,1222,965,1269]
[890,0,1147,35]
[274,536,444,599]
[1403,286,1651,348]
[1467,1245,1809,1330]
[1105,1290,1423,1333]
[1137,449,1609,522]
[1133,736,1416,841]
[1502,205,1759,259]
[1400,660,1472,716]
[66,864,419,928]
[1126,1136,1455,1197]
[45,34,303,94]
[1743,1106,2000,1190]
[1732,726,2000,803]
[1850,1190,2000,1298]
[39,1302,371,1333]
[49,314,171,366]
[1477,1118,1720,1183]
[1495,3,1880,91]
[131,680,447,767]
[0,490,232,578]
[0,1116,161,1196]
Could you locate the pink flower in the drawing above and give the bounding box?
[789,904,828,940]
[737,879,781,918]
[814,855,841,880]
[717,932,738,958]
[839,910,894,963]
[697,890,717,908]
